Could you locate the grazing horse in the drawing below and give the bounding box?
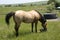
[5,10,47,37]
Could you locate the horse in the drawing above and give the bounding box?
[5,10,47,37]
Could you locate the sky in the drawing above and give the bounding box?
[0,0,48,4]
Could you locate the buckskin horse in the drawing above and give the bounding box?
[5,10,47,37]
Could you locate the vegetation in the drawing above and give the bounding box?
[0,2,60,40]
[0,5,60,40]
[0,15,60,40]
[47,0,60,7]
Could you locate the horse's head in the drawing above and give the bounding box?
[39,16,47,32]
[41,17,47,27]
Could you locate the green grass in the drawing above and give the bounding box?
[0,6,60,40]
[0,6,41,14]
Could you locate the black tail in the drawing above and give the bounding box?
[5,12,15,25]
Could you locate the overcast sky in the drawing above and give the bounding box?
[0,0,48,4]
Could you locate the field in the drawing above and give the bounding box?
[0,6,60,40]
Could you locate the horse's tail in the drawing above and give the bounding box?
[5,12,15,25]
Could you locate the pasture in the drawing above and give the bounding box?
[0,6,60,40]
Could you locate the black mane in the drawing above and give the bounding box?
[35,10,46,23]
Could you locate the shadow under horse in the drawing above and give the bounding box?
[5,10,47,37]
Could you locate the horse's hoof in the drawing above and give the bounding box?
[40,29,47,32]
[16,33,18,37]
[35,31,37,33]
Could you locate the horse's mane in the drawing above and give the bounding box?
[34,10,42,17]
[34,10,46,23]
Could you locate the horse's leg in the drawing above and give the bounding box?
[15,23,20,37]
[31,23,34,32]
[35,22,38,32]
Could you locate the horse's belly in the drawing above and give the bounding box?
[23,18,33,23]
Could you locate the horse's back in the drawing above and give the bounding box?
[29,10,40,19]
[15,10,34,19]
[14,10,34,23]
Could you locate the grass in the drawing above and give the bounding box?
[0,6,60,40]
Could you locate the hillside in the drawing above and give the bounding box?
[0,1,48,6]
[22,1,48,5]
